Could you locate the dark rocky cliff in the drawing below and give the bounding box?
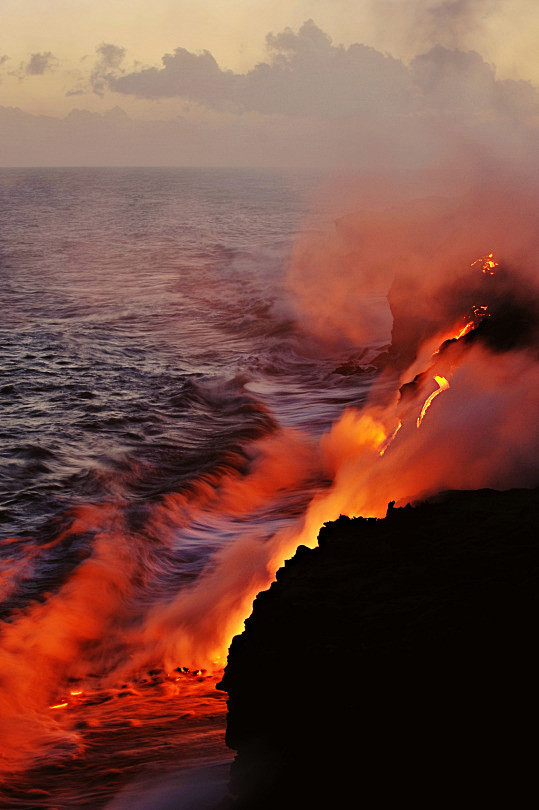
[218,487,538,808]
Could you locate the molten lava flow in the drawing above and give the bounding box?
[416,376,450,428]
[379,420,402,456]
[455,321,475,339]
[471,252,499,274]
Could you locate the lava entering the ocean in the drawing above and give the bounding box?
[1,183,538,783]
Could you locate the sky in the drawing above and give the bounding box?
[1,0,538,166]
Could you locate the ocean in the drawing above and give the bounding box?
[0,167,381,807]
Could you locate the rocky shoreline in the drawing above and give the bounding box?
[218,487,538,807]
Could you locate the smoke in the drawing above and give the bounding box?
[0,429,323,772]
[168,161,539,671]
[0,504,146,770]
[280,149,539,568]
[364,0,539,73]
[370,0,502,54]
[288,159,539,356]
[123,160,539,678]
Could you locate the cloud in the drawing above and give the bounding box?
[90,42,126,96]
[1,20,537,170]
[107,20,414,117]
[103,20,538,123]
[0,55,8,81]
[96,43,126,70]
[108,47,236,108]
[4,52,57,81]
[25,52,55,76]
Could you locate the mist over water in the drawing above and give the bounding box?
[0,163,537,806]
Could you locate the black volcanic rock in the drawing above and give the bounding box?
[218,488,538,808]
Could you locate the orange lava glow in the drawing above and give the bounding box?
[417,376,450,428]
[455,321,475,339]
[471,252,499,274]
[379,420,403,456]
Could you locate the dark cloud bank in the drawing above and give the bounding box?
[108,19,538,120]
[1,19,538,166]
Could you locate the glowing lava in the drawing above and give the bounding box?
[455,321,475,339]
[471,252,499,274]
[417,376,450,428]
[379,420,402,456]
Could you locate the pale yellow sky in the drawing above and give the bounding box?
[1,0,538,118]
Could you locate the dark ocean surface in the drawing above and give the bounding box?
[0,168,382,807]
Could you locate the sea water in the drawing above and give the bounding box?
[0,168,380,807]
